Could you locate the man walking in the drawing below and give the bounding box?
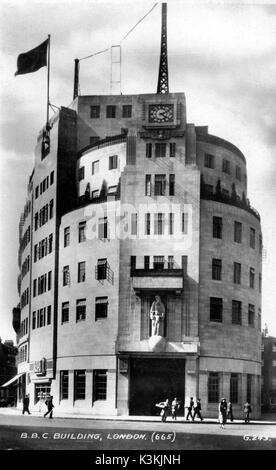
[244,401,252,423]
[22,394,31,415]
[44,395,54,419]
[227,401,234,422]
[185,397,194,421]
[193,398,203,422]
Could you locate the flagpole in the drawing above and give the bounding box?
[46,34,51,131]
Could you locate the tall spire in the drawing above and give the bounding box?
[157,3,169,94]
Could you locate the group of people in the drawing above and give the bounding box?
[156,397,203,422]
[218,398,252,428]
[22,394,54,418]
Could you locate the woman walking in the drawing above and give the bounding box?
[218,398,227,429]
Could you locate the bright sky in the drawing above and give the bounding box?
[0,0,276,342]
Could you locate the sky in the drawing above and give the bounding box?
[0,0,276,342]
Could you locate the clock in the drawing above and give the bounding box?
[148,104,174,123]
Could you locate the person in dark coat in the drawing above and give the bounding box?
[185,397,194,421]
[193,398,203,422]
[244,402,252,423]
[218,398,227,428]
[44,395,54,419]
[22,394,31,415]
[227,401,234,422]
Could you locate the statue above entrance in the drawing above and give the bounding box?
[150,295,165,336]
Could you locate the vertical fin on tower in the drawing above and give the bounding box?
[157,3,169,94]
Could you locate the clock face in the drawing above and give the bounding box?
[148,104,174,123]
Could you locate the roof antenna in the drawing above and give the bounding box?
[157,3,169,94]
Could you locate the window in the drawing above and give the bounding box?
[47,305,51,325]
[233,262,241,284]
[169,174,175,196]
[145,213,151,235]
[232,300,242,325]
[92,160,99,175]
[32,311,36,330]
[230,374,239,403]
[109,155,118,170]
[76,299,86,321]
[169,213,174,235]
[74,370,86,400]
[145,175,151,196]
[154,175,166,196]
[155,143,166,158]
[49,200,54,219]
[64,227,70,247]
[168,256,174,270]
[79,221,86,243]
[95,297,108,320]
[169,142,176,158]
[247,375,252,403]
[208,372,219,403]
[92,190,99,199]
[106,105,116,118]
[236,166,241,180]
[210,297,223,322]
[130,256,136,272]
[62,302,69,324]
[250,228,256,249]
[146,143,152,158]
[122,105,132,118]
[234,221,242,243]
[212,259,222,281]
[259,273,262,293]
[248,304,255,327]
[182,212,188,234]
[222,159,231,174]
[90,105,100,118]
[78,166,85,181]
[48,271,52,291]
[78,262,86,283]
[97,259,107,280]
[153,256,164,271]
[60,371,69,400]
[213,216,222,239]
[50,171,54,185]
[249,267,255,288]
[98,217,108,239]
[93,370,107,401]
[108,185,117,195]
[34,383,51,404]
[33,279,37,297]
[182,256,188,275]
[63,266,70,286]
[35,186,39,199]
[204,153,215,169]
[49,234,53,253]
[131,213,138,235]
[154,213,165,235]
[144,256,150,271]
[259,234,263,254]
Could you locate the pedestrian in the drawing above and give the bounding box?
[156,398,170,422]
[171,397,180,421]
[185,397,194,421]
[227,401,234,422]
[22,394,31,415]
[244,401,252,423]
[44,395,54,419]
[218,398,227,429]
[193,398,203,422]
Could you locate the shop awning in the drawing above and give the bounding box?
[1,372,24,387]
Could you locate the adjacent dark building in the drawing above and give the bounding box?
[261,334,276,411]
[0,339,18,406]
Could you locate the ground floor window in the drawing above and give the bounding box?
[60,371,69,400]
[93,370,107,401]
[208,372,219,403]
[34,383,51,404]
[230,373,239,403]
[74,370,86,400]
[247,374,252,403]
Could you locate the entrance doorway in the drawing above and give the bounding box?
[129,357,185,416]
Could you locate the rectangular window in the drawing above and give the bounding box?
[47,305,51,325]
[236,166,241,180]
[74,370,86,400]
[169,213,174,235]
[48,271,52,291]
[169,174,175,196]
[182,212,188,234]
[122,105,132,118]
[78,262,86,283]
[97,259,107,280]
[92,160,99,175]
[168,256,174,270]
[155,143,166,158]
[33,279,37,297]
[79,221,86,243]
[154,175,166,196]
[32,311,36,330]
[93,370,107,401]
[146,143,152,158]
[154,213,165,235]
[35,186,39,199]
[131,213,138,235]
[250,228,256,249]
[145,213,151,235]
[259,234,262,254]
[208,372,219,403]
[50,171,54,185]
[213,216,222,239]
[106,105,116,118]
[78,166,85,181]
[249,267,255,288]
[34,244,38,262]
[90,105,100,119]
[222,158,231,174]
[212,259,222,281]
[248,304,255,327]
[234,221,242,243]
[61,302,69,324]
[98,217,108,239]
[48,234,53,253]
[60,371,69,400]
[169,142,176,158]
[63,266,70,286]
[204,153,215,169]
[64,227,70,247]
[233,262,241,284]
[232,300,242,325]
[49,200,54,219]
[109,155,118,170]
[92,190,100,199]
[144,256,150,271]
[182,255,188,275]
[210,297,223,322]
[95,297,108,320]
[153,256,164,271]
[145,175,151,196]
[130,256,136,272]
[230,373,239,403]
[247,375,252,403]
[76,299,86,322]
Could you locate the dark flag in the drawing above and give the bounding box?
[15,39,48,76]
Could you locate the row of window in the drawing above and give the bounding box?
[208,372,253,404]
[21,255,30,279]
[145,174,175,196]
[130,255,184,272]
[35,171,54,199]
[146,142,176,158]
[78,155,119,181]
[33,271,52,297]
[90,104,132,119]
[32,306,52,330]
[34,200,54,230]
[204,153,244,181]
[211,258,261,291]
[21,200,32,224]
[63,259,113,286]
[34,234,53,262]
[60,369,107,401]
[20,226,31,252]
[18,344,28,364]
[19,317,29,338]
[21,288,29,309]
[213,217,261,252]
[209,297,261,327]
[61,297,108,324]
